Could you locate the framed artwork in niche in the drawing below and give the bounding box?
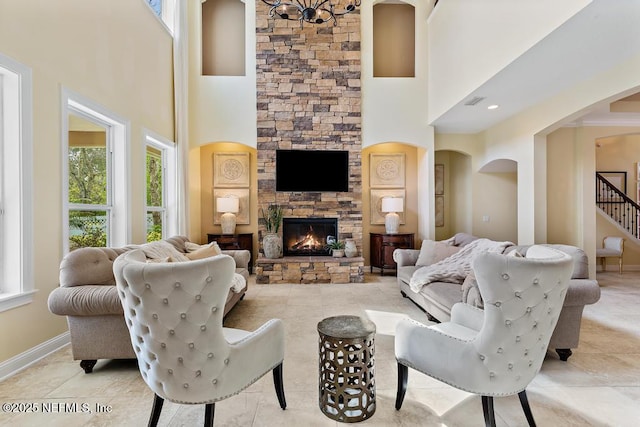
[370,189,406,225]
[435,196,444,227]
[435,164,444,195]
[370,153,405,188]
[213,188,250,225]
[213,152,250,188]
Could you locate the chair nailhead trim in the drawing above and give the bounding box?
[224,358,229,364]
[196,295,202,300]
[208,353,214,359]
[479,355,485,361]
[163,298,168,304]
[495,302,501,307]
[183,383,189,388]
[168,369,173,374]
[178,357,183,363]
[181,313,187,319]
[145,284,151,289]
[206,276,212,282]
[212,379,217,384]
[161,343,166,348]
[170,330,175,335]
[175,282,181,288]
[189,343,195,349]
[212,307,218,312]
[196,370,201,377]
[153,314,158,319]
[497,348,503,353]
[501,273,509,280]
[533,278,539,284]
[201,325,206,331]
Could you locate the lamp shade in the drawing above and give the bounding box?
[217,197,239,213]
[381,197,403,213]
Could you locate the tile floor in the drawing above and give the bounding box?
[1,271,639,426]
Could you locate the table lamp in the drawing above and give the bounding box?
[217,197,240,234]
[381,197,403,234]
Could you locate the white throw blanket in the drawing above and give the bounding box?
[231,273,247,293]
[409,238,513,293]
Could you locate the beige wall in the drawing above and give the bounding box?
[362,143,419,264]
[373,3,415,78]
[0,0,174,363]
[472,171,518,242]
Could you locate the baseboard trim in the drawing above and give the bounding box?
[0,332,70,382]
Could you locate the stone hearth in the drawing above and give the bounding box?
[256,256,365,284]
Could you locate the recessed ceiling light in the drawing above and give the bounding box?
[487,104,499,110]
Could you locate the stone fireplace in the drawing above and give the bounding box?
[283,218,337,256]
[255,3,364,284]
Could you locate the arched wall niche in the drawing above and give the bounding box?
[197,141,258,259]
[434,149,473,240]
[373,1,415,78]
[202,0,246,76]
[362,142,420,265]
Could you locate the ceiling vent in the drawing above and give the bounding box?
[464,96,486,106]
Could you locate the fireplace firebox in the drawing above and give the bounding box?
[282,218,338,256]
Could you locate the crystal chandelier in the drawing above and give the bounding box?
[261,0,361,27]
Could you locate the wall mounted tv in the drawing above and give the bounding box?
[276,150,349,192]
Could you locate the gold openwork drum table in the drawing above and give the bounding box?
[317,315,376,422]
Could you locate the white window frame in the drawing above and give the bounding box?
[143,0,176,34]
[144,130,177,240]
[0,52,35,312]
[62,90,130,254]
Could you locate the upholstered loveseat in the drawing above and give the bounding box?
[48,236,250,373]
[393,233,601,361]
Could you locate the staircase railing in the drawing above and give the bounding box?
[596,172,640,239]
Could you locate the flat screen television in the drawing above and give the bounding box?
[276,150,349,192]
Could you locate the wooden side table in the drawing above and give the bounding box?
[369,233,414,275]
[207,233,253,273]
[318,315,376,422]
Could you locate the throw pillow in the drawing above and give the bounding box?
[185,242,222,260]
[415,239,460,267]
[461,271,484,309]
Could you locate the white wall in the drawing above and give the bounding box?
[189,0,257,147]
[428,0,591,122]
[361,0,432,150]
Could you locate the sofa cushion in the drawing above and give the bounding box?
[416,240,460,267]
[398,266,420,287]
[420,281,462,315]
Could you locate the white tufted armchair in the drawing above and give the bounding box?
[395,245,573,427]
[113,250,286,426]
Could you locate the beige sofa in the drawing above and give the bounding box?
[48,236,250,373]
[393,233,601,361]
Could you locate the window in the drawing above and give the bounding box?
[146,0,176,33]
[145,131,177,242]
[0,52,34,312]
[62,91,129,253]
